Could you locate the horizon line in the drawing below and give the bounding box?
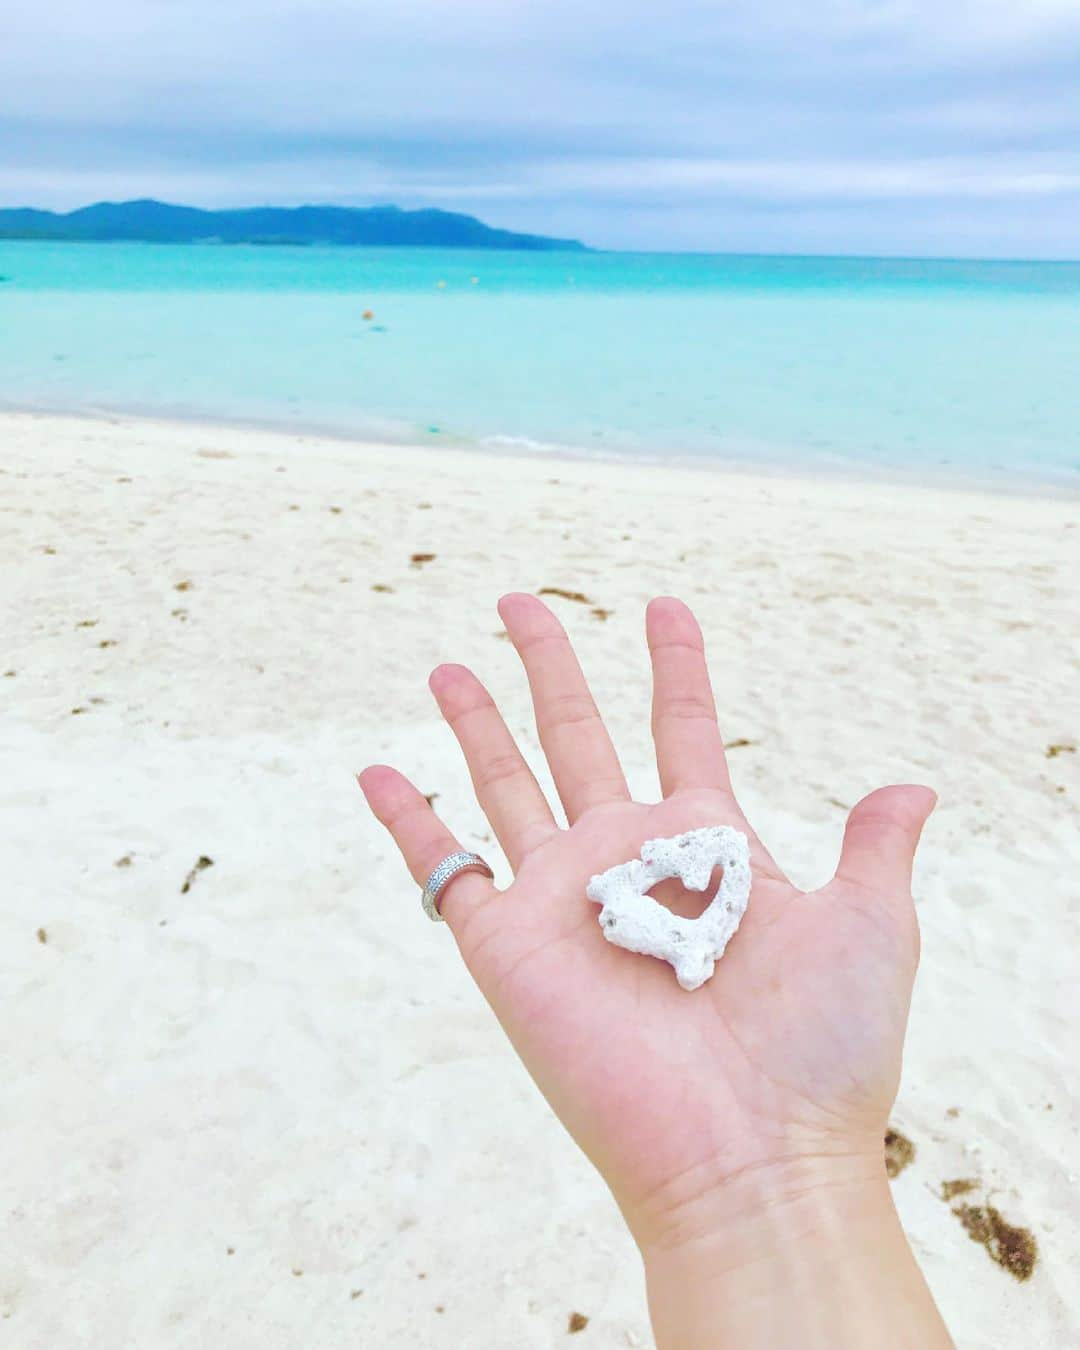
[1,196,1079,265]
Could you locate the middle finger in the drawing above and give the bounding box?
[498,593,630,823]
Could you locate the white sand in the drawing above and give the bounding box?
[1,410,1077,1348]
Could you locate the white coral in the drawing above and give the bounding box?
[585,825,752,991]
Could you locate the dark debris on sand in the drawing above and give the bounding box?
[539,587,590,604]
[180,855,214,894]
[952,1203,1038,1282]
[884,1127,916,1178]
[940,1178,979,1201]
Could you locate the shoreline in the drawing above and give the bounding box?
[2,400,1077,503]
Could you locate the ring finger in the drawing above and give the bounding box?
[429,663,559,868]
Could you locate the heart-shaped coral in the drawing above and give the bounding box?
[585,825,752,990]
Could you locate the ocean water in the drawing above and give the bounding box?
[2,241,1078,486]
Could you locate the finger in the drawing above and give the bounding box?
[497,592,630,822]
[646,596,732,795]
[357,764,496,929]
[429,663,559,868]
[835,785,937,896]
[646,597,789,882]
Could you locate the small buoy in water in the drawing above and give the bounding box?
[436,280,447,289]
[362,309,374,321]
[469,276,479,285]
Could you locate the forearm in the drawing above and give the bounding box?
[637,1155,952,1350]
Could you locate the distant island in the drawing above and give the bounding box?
[0,199,587,252]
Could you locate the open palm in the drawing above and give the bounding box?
[359,593,935,1247]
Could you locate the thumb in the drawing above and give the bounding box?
[835,784,937,895]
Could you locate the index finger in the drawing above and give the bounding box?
[646,596,732,796]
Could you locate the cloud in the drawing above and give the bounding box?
[2,0,1079,254]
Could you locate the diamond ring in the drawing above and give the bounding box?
[421,851,494,922]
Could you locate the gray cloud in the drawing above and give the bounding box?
[3,1,1080,254]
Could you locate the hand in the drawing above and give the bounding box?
[359,594,950,1347]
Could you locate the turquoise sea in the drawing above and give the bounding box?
[2,241,1078,486]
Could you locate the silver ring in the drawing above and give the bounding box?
[421,851,494,922]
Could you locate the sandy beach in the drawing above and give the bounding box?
[2,409,1077,1347]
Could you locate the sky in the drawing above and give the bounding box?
[3,0,1080,256]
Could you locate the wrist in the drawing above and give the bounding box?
[631,1141,887,1258]
[634,1146,951,1349]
